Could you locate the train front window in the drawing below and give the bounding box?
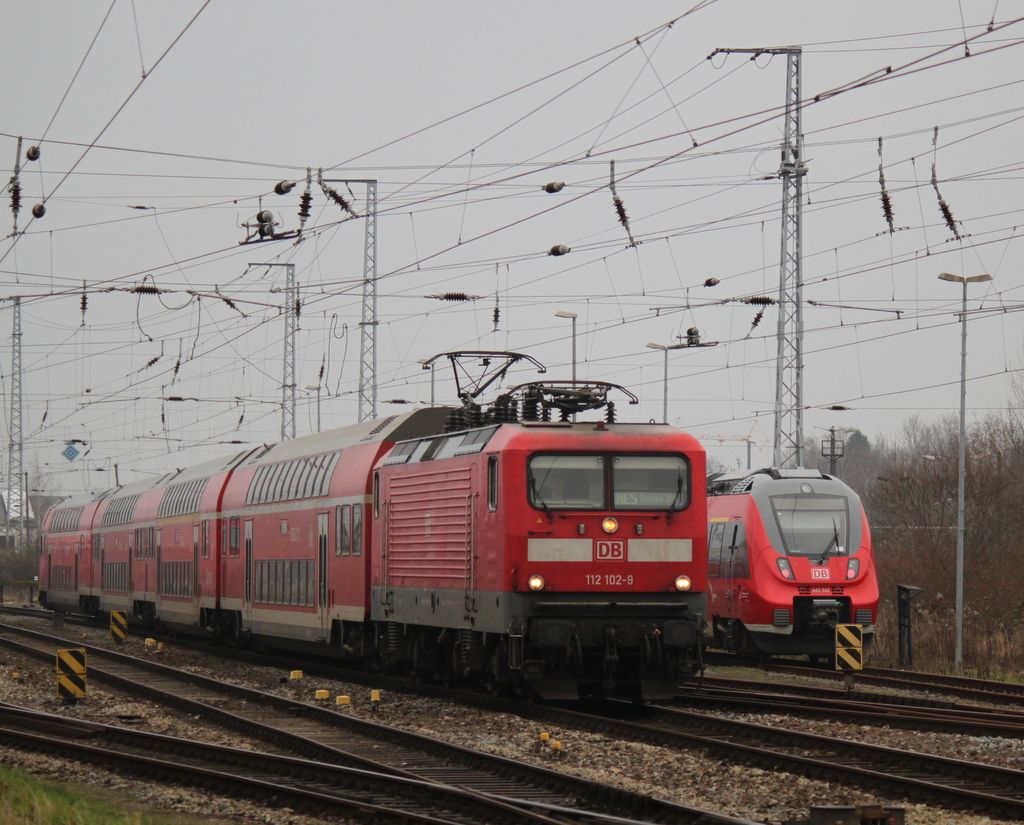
[528,455,604,511]
[612,455,689,511]
[770,494,849,557]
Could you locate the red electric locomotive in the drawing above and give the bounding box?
[39,356,708,700]
[373,380,707,700]
[706,468,878,658]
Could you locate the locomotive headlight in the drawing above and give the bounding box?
[528,574,546,591]
[602,517,619,534]
[674,575,692,592]
[846,558,860,580]
[776,558,795,580]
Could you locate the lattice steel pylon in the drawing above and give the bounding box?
[282,263,297,441]
[358,180,378,423]
[773,47,806,469]
[7,297,22,538]
[709,48,806,467]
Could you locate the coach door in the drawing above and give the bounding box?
[317,512,330,634]
[243,520,254,622]
[725,522,748,599]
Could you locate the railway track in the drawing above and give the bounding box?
[678,676,1024,737]
[0,702,567,825]
[498,700,1024,821]
[760,660,1024,707]
[9,610,1024,821]
[0,620,756,825]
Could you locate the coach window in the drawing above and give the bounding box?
[338,505,351,556]
[290,560,300,605]
[488,456,498,511]
[229,517,240,558]
[707,521,725,578]
[373,472,380,517]
[201,520,209,559]
[352,504,362,556]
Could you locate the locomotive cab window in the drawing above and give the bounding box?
[612,455,689,511]
[770,494,850,557]
[527,453,690,512]
[528,455,604,511]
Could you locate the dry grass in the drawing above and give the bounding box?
[869,601,1024,682]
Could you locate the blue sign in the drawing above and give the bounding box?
[62,443,80,462]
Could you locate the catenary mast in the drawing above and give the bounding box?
[711,47,806,468]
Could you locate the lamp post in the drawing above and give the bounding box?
[417,358,435,406]
[647,330,717,425]
[938,271,992,673]
[555,311,577,386]
[646,342,687,424]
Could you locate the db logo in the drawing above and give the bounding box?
[595,540,626,561]
[811,567,831,580]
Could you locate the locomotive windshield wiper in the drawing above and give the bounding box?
[530,477,553,520]
[666,471,684,520]
[813,520,840,565]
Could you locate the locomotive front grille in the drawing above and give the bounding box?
[855,609,873,625]
[772,609,791,626]
[532,597,693,616]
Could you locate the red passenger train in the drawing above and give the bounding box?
[706,468,878,659]
[39,373,708,700]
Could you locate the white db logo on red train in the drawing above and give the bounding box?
[811,568,831,579]
[595,540,626,561]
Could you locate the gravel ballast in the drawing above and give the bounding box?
[0,620,1017,825]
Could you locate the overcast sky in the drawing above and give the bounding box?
[3,1,1023,496]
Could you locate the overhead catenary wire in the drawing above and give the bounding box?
[4,10,1024,492]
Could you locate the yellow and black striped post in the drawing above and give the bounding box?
[835,623,864,671]
[56,648,86,703]
[109,610,128,643]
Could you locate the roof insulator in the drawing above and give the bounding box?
[543,182,565,193]
[549,244,570,256]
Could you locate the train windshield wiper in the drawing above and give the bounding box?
[813,520,840,565]
[666,471,684,520]
[530,477,552,520]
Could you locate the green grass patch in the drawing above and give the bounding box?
[0,765,233,825]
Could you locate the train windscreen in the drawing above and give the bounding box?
[527,453,689,512]
[612,455,689,510]
[769,494,850,557]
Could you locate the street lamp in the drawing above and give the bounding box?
[417,358,435,406]
[554,311,577,386]
[646,342,687,424]
[647,330,717,425]
[937,271,992,674]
